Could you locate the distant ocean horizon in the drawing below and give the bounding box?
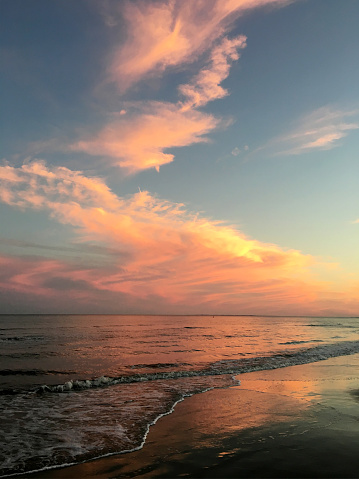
[2,313,359,317]
[1,314,359,477]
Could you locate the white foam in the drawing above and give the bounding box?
[3,340,359,477]
[33,340,359,396]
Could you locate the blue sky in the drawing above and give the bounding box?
[1,0,359,315]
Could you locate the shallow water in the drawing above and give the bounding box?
[1,314,359,476]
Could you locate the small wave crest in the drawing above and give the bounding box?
[2,339,359,477]
[307,323,357,328]
[279,339,323,345]
[30,339,359,395]
[0,369,77,377]
[0,374,238,477]
[129,362,190,369]
[0,335,45,342]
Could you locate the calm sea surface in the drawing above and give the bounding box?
[1,314,359,476]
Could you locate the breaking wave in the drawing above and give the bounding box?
[25,339,359,395]
[2,339,359,477]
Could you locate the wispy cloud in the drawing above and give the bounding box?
[108,0,290,90]
[69,103,220,173]
[0,160,327,313]
[36,0,292,173]
[179,35,246,109]
[69,35,246,172]
[0,237,126,259]
[263,106,359,156]
[0,254,95,299]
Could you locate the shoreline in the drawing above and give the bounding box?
[20,353,359,478]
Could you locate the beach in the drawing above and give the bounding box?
[3,0,359,473]
[25,353,359,478]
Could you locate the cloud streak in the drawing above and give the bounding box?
[179,35,247,110]
[264,107,359,156]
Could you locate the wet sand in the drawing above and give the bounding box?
[24,353,359,478]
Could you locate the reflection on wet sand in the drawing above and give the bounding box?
[29,354,359,479]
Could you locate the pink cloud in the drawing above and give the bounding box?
[1,252,358,315]
[69,33,248,172]
[32,1,291,174]
[179,35,247,110]
[65,0,292,173]
[69,32,249,172]
[70,103,220,172]
[0,160,342,314]
[0,160,121,210]
[109,0,290,90]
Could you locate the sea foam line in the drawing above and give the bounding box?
[33,339,359,395]
[3,341,359,477]
[0,377,240,478]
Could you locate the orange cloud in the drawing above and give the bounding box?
[36,1,291,173]
[69,32,248,172]
[0,161,337,314]
[179,35,247,110]
[0,254,129,313]
[70,103,220,172]
[109,0,290,90]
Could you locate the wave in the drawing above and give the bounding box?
[307,323,357,328]
[2,340,359,397]
[30,339,359,395]
[279,339,323,345]
[0,335,45,341]
[2,339,359,477]
[0,369,77,377]
[129,362,190,369]
[0,375,238,477]
[0,352,59,359]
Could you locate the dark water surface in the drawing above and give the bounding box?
[1,315,359,476]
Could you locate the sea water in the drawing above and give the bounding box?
[1,314,359,477]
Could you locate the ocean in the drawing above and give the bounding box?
[1,314,359,477]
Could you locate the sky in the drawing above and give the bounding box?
[0,0,359,315]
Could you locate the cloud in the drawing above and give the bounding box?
[69,103,220,172]
[265,106,359,156]
[69,34,246,172]
[0,254,94,299]
[179,35,247,109]
[0,160,120,210]
[34,1,290,173]
[108,0,291,90]
[0,160,328,314]
[0,237,127,258]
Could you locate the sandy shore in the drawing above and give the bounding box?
[24,353,359,478]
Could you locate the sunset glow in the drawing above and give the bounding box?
[1,0,359,315]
